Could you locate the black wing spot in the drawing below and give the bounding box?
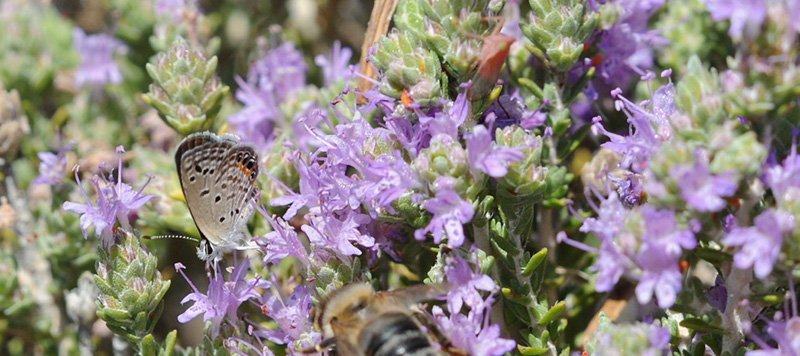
[246,159,254,170]
[235,208,240,215]
[209,169,215,175]
[189,176,196,182]
[219,217,226,223]
[200,189,210,196]
[215,195,221,203]
[195,164,202,173]
[203,168,209,175]
[221,183,228,189]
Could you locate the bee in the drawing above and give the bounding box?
[303,283,457,356]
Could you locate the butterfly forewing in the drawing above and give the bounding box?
[175,132,259,252]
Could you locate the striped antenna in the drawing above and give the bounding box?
[142,234,201,243]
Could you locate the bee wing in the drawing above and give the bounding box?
[375,283,450,308]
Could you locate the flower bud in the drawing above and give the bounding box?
[143,37,229,135]
[94,230,170,345]
[522,0,598,71]
[370,30,447,105]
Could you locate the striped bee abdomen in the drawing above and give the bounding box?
[359,312,438,356]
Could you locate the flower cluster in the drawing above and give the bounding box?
[62,147,155,247]
[8,0,800,355]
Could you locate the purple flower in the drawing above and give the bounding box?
[228,41,308,150]
[444,253,497,313]
[746,316,800,356]
[62,147,155,247]
[466,125,524,178]
[175,258,267,337]
[704,0,766,39]
[354,152,419,217]
[72,28,127,89]
[589,0,667,90]
[249,42,307,103]
[790,0,800,35]
[638,206,696,259]
[566,195,695,302]
[500,0,522,40]
[227,334,277,356]
[228,76,279,151]
[271,157,354,220]
[258,215,310,266]
[255,284,320,352]
[591,243,629,292]
[270,157,323,221]
[431,295,516,356]
[763,139,800,206]
[635,253,682,308]
[359,86,399,117]
[418,93,470,141]
[414,177,474,247]
[670,149,737,212]
[483,92,548,130]
[579,190,628,242]
[634,207,695,308]
[314,41,354,85]
[302,209,375,257]
[592,81,675,173]
[567,190,633,292]
[308,110,419,216]
[154,0,198,21]
[33,139,71,186]
[722,209,792,278]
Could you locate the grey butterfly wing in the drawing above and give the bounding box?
[176,132,258,251]
[208,144,260,251]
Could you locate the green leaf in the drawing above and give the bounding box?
[519,345,549,355]
[679,318,727,335]
[159,330,178,356]
[522,248,548,276]
[140,334,157,356]
[538,301,565,326]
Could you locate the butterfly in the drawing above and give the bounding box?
[175,131,260,261]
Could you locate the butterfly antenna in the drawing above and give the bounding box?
[142,234,201,243]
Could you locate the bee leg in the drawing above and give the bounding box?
[299,337,337,354]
